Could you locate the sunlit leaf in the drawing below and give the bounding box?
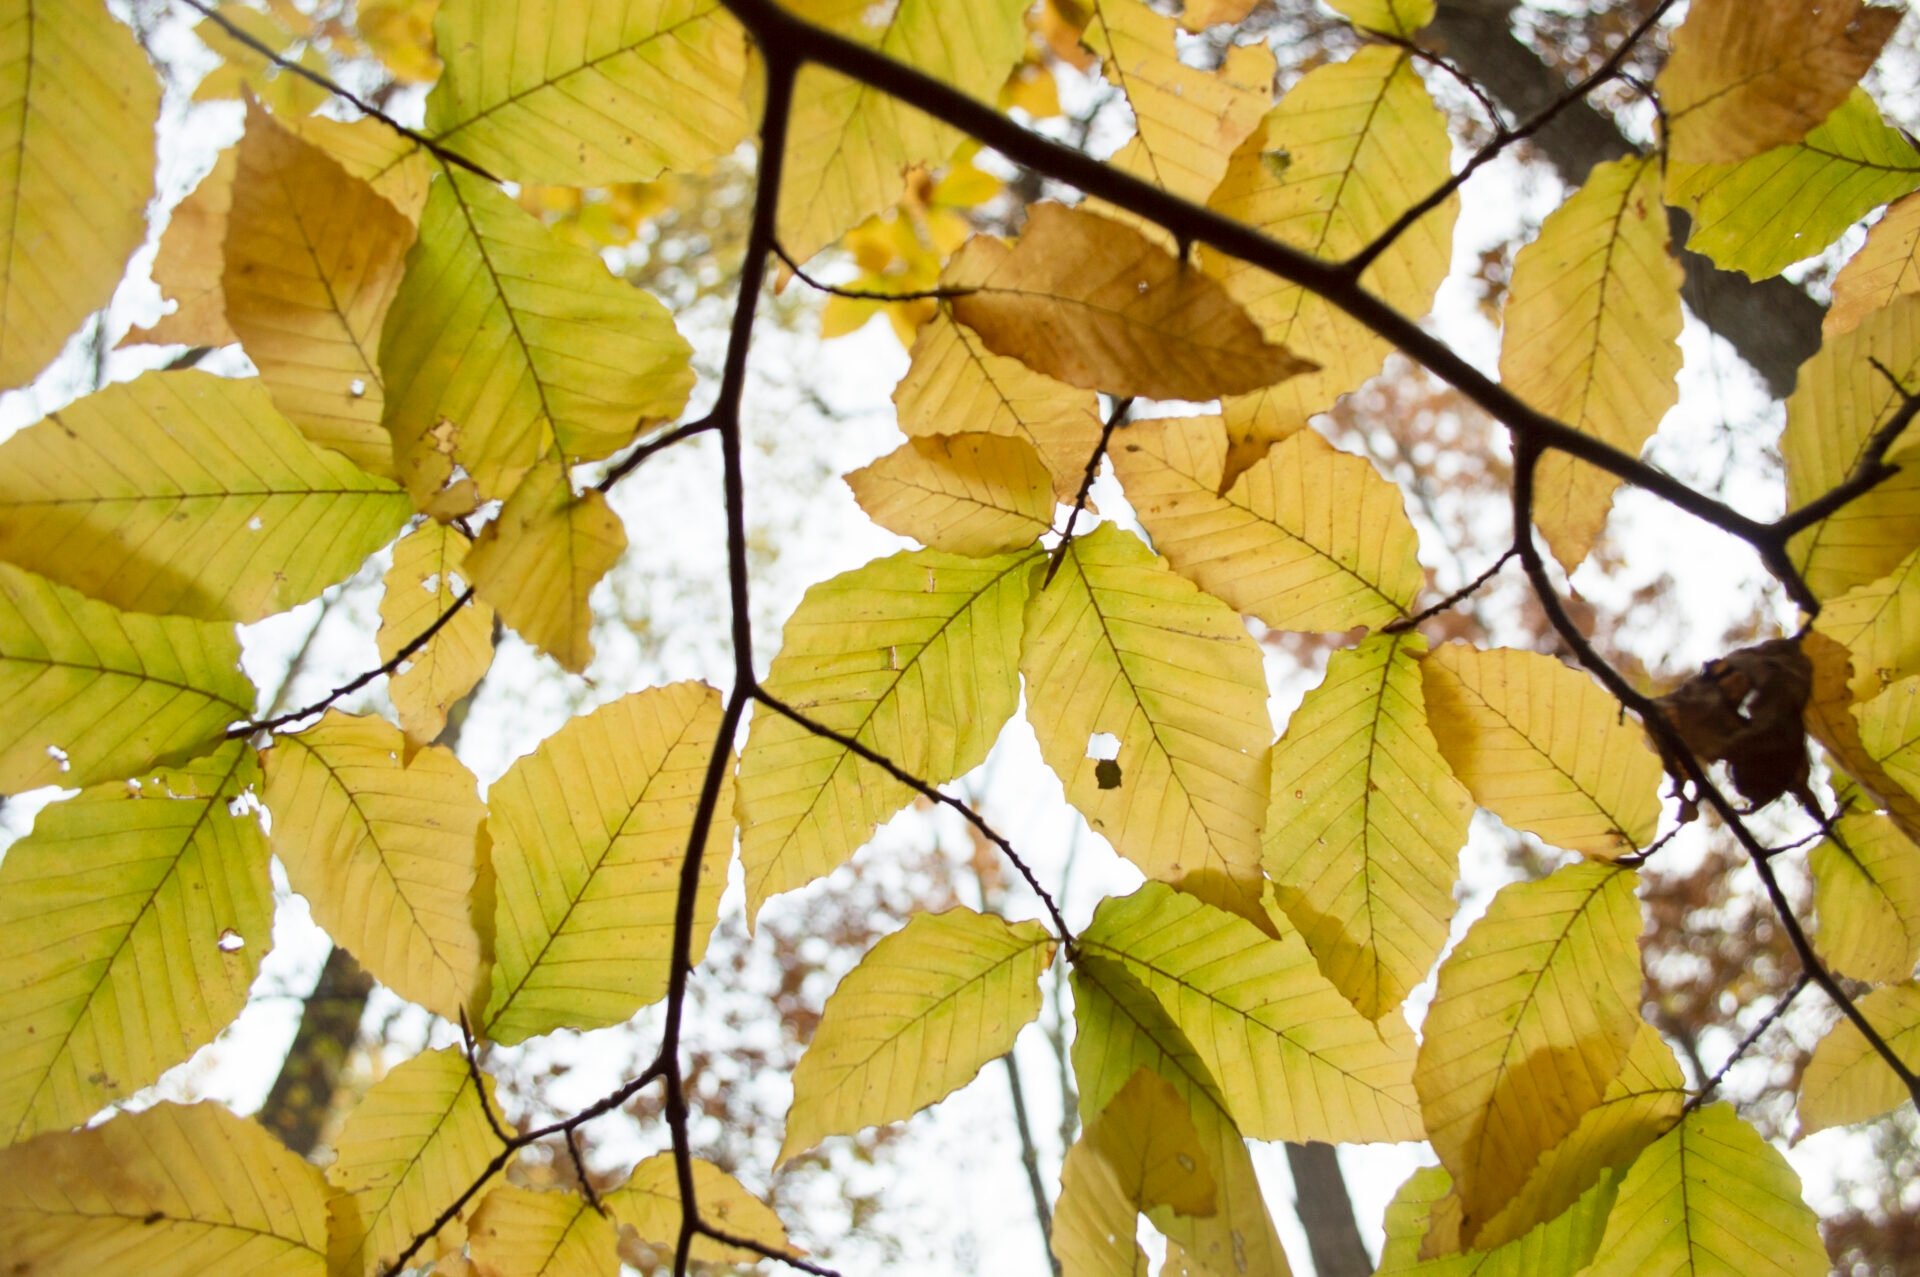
[0,1101,326,1272]
[1179,0,1258,31]
[357,0,441,84]
[1666,89,1920,282]
[1657,0,1899,164]
[1082,881,1424,1143]
[606,1154,794,1265]
[1381,1171,1617,1277]
[736,547,1034,918]
[464,456,628,674]
[0,371,410,623]
[1110,415,1423,632]
[946,205,1313,401]
[1811,798,1920,984]
[1421,643,1663,859]
[122,149,240,348]
[846,433,1055,556]
[1828,192,1920,337]
[225,99,414,477]
[1815,546,1920,703]
[1799,981,1920,1133]
[1264,630,1471,1019]
[1804,630,1920,846]
[0,0,158,390]
[1378,1166,1456,1272]
[326,1047,508,1277]
[1022,523,1271,923]
[468,1185,616,1277]
[0,743,269,1145]
[378,522,495,745]
[283,113,432,222]
[262,711,487,1024]
[484,682,731,1044]
[1501,155,1682,572]
[426,0,750,185]
[0,561,254,792]
[780,906,1053,1162]
[1577,1103,1827,1277]
[1414,861,1643,1239]
[1323,0,1433,35]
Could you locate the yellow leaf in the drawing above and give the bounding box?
[736,547,1035,918]
[225,99,415,477]
[1501,156,1683,573]
[1022,524,1272,923]
[0,1101,327,1272]
[894,310,1105,501]
[1378,1165,1455,1272]
[191,7,327,115]
[606,1154,794,1265]
[468,1185,617,1277]
[846,433,1055,556]
[1656,0,1900,164]
[261,711,487,1024]
[1264,631,1472,1019]
[1811,799,1920,984]
[357,0,442,84]
[1576,1103,1827,1277]
[778,0,1029,264]
[0,370,412,623]
[946,205,1313,400]
[326,1047,508,1277]
[0,0,158,390]
[1386,1179,1619,1277]
[1850,674,1920,811]
[1083,881,1424,1143]
[122,150,241,349]
[1799,981,1920,1133]
[1111,416,1424,632]
[0,561,255,792]
[1803,631,1920,846]
[1206,47,1457,485]
[378,521,496,744]
[1814,546,1920,703]
[1827,192,1920,337]
[484,682,731,1044]
[1179,0,1258,33]
[282,114,432,223]
[425,0,750,185]
[1070,956,1292,1277]
[1665,88,1920,282]
[464,457,628,674]
[780,907,1053,1162]
[1051,1126,1163,1277]
[381,169,694,503]
[0,743,270,1145]
[1323,0,1433,36]
[1414,861,1644,1239]
[1421,643,1663,859]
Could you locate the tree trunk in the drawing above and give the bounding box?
[256,944,374,1156]
[1286,1141,1375,1277]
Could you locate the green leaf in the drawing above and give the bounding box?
[0,371,411,623]
[1264,631,1472,1019]
[0,743,270,1146]
[484,682,731,1044]
[1851,674,1920,810]
[736,546,1035,918]
[1379,1166,1457,1272]
[0,561,255,792]
[1799,981,1920,1134]
[780,906,1053,1162]
[425,0,752,185]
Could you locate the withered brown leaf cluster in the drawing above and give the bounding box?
[1649,637,1813,811]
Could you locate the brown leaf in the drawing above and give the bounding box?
[1650,637,1812,810]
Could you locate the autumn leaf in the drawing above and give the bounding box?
[1803,630,1920,846]
[467,1185,616,1277]
[606,1154,794,1265]
[1324,0,1433,36]
[378,521,496,744]
[1378,1167,1617,1277]
[122,149,240,349]
[1811,795,1920,984]
[1814,545,1920,702]
[284,113,432,222]
[1799,982,1920,1134]
[1827,192,1920,336]
[846,432,1056,556]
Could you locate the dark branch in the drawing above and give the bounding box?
[1383,547,1516,633]
[694,1222,844,1277]
[774,240,976,303]
[1044,396,1133,588]
[1002,1051,1059,1277]
[1683,974,1812,1114]
[1768,359,1917,540]
[459,1012,513,1146]
[596,417,717,491]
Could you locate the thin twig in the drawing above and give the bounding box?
[1044,396,1133,588]
[1383,547,1516,633]
[596,417,717,491]
[1683,974,1812,1114]
[1768,357,1917,540]
[1003,1051,1060,1277]
[458,1012,513,1146]
[564,1128,606,1214]
[694,1222,844,1277]
[1364,30,1508,131]
[773,240,975,303]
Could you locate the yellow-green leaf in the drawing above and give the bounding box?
[0,1101,327,1273]
[0,0,158,390]
[1421,643,1663,858]
[736,547,1034,918]
[123,149,240,348]
[1812,799,1920,983]
[1804,631,1920,847]
[1379,1166,1457,1272]
[778,0,1029,263]
[326,1047,508,1277]
[0,742,269,1145]
[1206,46,1457,484]
[946,205,1313,401]
[225,98,414,477]
[1083,881,1424,1143]
[1828,192,1920,337]
[468,1185,616,1277]
[1324,0,1433,36]
[0,561,254,792]
[1814,546,1920,703]
[1022,523,1272,923]
[0,370,410,623]
[1501,155,1683,573]
[484,682,731,1044]
[381,168,694,503]
[1576,1103,1827,1277]
[1799,981,1920,1133]
[1666,88,1920,282]
[780,906,1053,1162]
[1415,861,1644,1239]
[378,521,496,745]
[463,456,629,674]
[283,113,431,223]
[425,0,751,185]
[1852,674,1920,811]
[1264,630,1472,1019]
[1381,1168,1619,1277]
[262,711,487,1024]
[606,1154,793,1265]
[1656,0,1899,164]
[1111,416,1423,632]
[846,433,1055,556]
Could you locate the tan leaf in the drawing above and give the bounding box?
[1803,630,1920,846]
[846,433,1055,556]
[468,1186,616,1277]
[1813,546,1920,703]
[1827,192,1920,337]
[378,522,496,745]
[1179,0,1258,32]
[282,114,431,222]
[123,150,240,348]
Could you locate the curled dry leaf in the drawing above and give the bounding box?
[1649,636,1813,811]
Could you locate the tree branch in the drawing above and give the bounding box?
[1044,395,1132,588]
[1683,973,1812,1115]
[1002,1051,1060,1277]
